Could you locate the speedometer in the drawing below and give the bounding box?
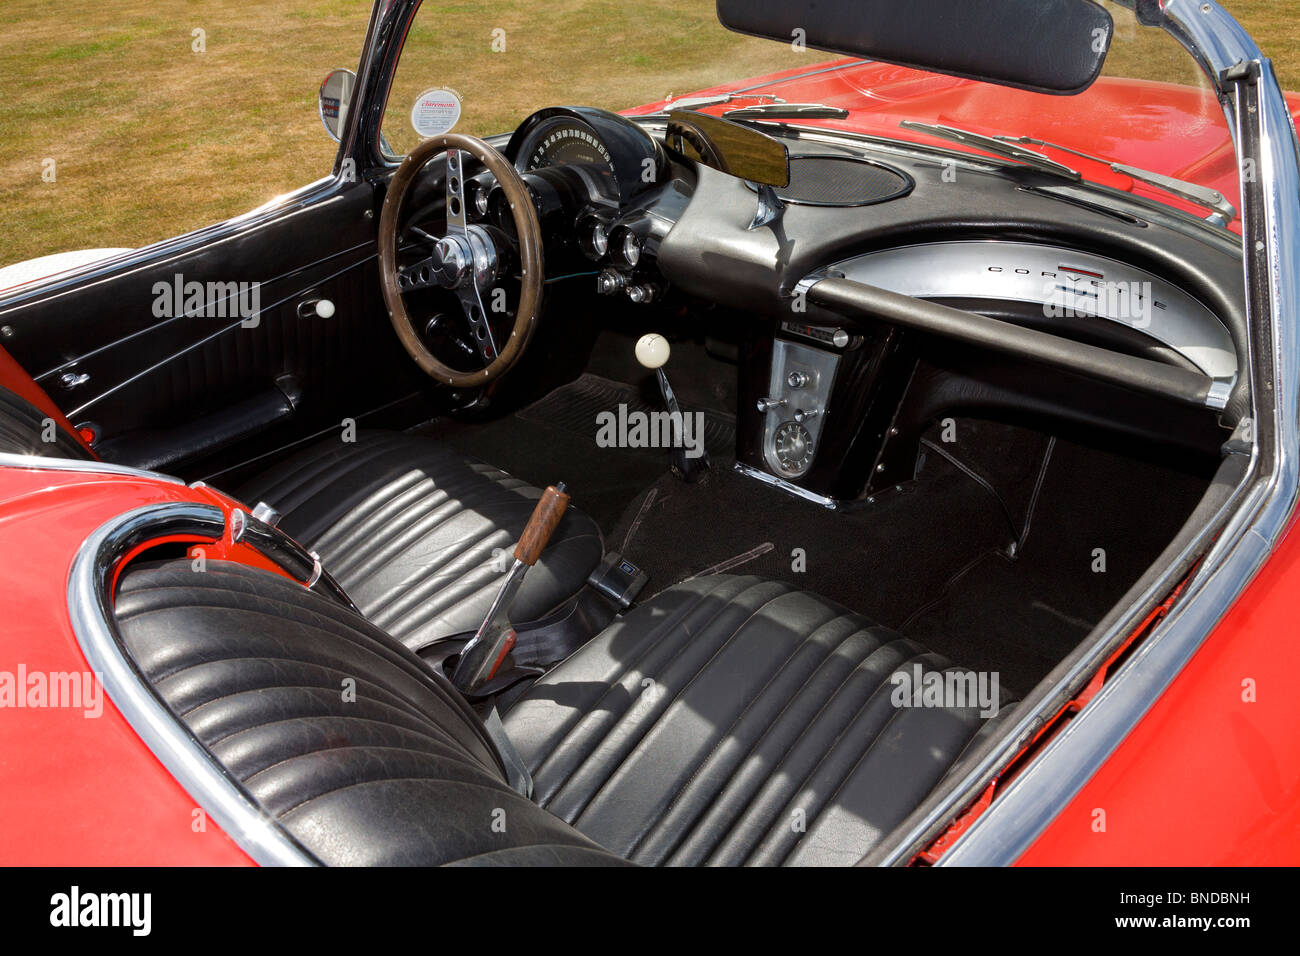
[506,107,666,205]
[523,119,615,173]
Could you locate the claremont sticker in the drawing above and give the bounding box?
[411,87,462,137]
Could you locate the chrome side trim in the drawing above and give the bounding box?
[68,502,317,866]
[933,0,1300,866]
[0,451,185,485]
[0,177,340,310]
[733,461,839,509]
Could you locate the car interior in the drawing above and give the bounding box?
[0,0,1251,865]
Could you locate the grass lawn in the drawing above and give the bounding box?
[0,0,1294,266]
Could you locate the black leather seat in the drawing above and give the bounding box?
[114,560,1006,866]
[502,575,1005,865]
[236,431,604,651]
[0,377,601,651]
[116,560,626,866]
[0,384,93,459]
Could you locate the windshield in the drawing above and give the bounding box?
[381,3,809,154]
[382,1,1248,225]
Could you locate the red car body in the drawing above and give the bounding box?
[2,53,1298,865]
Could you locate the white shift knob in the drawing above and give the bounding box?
[635,333,670,369]
[315,299,336,319]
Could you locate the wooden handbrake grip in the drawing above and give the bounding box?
[514,483,570,565]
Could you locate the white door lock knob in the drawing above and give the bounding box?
[299,297,336,319]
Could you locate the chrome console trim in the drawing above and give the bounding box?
[733,461,840,509]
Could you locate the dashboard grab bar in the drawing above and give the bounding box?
[804,276,1222,410]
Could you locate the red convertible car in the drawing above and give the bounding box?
[1,0,1298,868]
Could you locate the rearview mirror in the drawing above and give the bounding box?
[716,0,1112,95]
[666,111,791,230]
[665,110,790,188]
[318,68,356,142]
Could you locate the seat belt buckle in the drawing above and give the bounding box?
[587,552,648,609]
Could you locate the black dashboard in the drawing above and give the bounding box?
[428,106,1247,505]
[482,108,1243,364]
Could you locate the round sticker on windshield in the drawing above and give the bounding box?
[411,88,462,138]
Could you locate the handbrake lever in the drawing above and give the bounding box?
[451,482,570,694]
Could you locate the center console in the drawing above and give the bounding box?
[756,337,839,479]
[735,317,919,509]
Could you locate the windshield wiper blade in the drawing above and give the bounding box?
[900,120,1081,180]
[723,103,849,120]
[993,135,1237,226]
[652,92,785,113]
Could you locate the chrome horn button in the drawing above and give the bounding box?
[426,228,498,291]
[429,235,472,288]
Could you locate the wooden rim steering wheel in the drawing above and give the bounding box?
[378,133,544,388]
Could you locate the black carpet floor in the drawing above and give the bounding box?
[423,374,710,532]
[422,374,1210,698]
[901,439,1209,694]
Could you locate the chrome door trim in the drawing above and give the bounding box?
[0,177,343,310]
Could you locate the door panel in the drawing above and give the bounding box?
[0,180,424,471]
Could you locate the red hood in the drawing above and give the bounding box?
[628,59,1300,231]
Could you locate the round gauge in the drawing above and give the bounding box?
[521,119,615,174]
[589,221,609,257]
[773,421,814,475]
[508,107,667,207]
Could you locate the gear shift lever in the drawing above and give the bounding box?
[635,333,710,482]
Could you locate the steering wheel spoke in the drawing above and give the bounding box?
[445,149,469,235]
[453,283,500,364]
[396,256,441,292]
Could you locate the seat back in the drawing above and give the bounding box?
[0,345,95,458]
[114,558,625,865]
